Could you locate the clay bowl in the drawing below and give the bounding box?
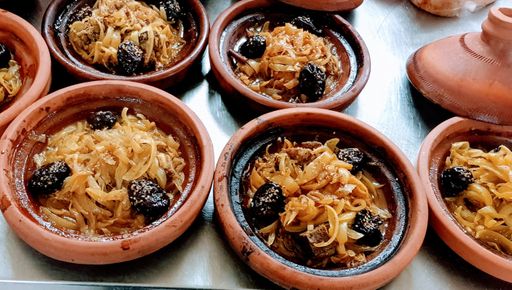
[418,117,512,282]
[277,0,364,12]
[214,108,427,289]
[0,80,214,264]
[409,0,496,17]
[0,9,51,134]
[42,0,209,89]
[209,0,370,113]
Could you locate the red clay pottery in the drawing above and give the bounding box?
[407,7,512,125]
[214,108,428,289]
[418,117,512,282]
[209,0,370,112]
[0,9,51,134]
[0,80,214,264]
[41,0,208,89]
[410,0,496,17]
[276,0,364,12]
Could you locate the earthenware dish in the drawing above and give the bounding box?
[0,80,214,264]
[407,7,512,125]
[214,108,427,289]
[277,0,364,12]
[41,0,209,89]
[0,9,52,134]
[209,0,370,112]
[417,116,512,282]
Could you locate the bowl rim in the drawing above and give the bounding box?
[0,9,52,130]
[41,0,209,84]
[276,0,364,12]
[0,80,215,264]
[208,0,371,111]
[417,116,512,282]
[213,108,428,289]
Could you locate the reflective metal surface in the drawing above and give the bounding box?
[0,0,511,288]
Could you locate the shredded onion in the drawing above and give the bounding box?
[0,59,22,103]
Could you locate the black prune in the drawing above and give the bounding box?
[117,40,144,75]
[298,63,326,101]
[28,161,71,196]
[128,179,170,222]
[337,147,366,173]
[239,35,267,59]
[160,0,184,20]
[290,16,323,35]
[87,110,118,130]
[440,166,474,197]
[0,43,11,68]
[352,209,383,247]
[250,182,285,227]
[68,5,92,24]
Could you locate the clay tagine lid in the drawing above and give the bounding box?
[276,0,364,12]
[406,7,512,125]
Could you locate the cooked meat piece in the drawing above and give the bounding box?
[299,141,323,150]
[302,224,337,258]
[284,147,314,165]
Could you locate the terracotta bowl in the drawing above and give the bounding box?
[209,0,370,112]
[418,117,512,282]
[276,0,364,12]
[214,108,427,289]
[41,0,209,89]
[0,9,51,134]
[0,80,214,264]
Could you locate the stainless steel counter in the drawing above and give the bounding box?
[0,0,511,289]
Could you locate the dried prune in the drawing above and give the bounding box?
[250,182,285,227]
[440,166,474,197]
[298,63,326,101]
[0,43,11,68]
[291,16,323,35]
[28,161,71,195]
[239,35,267,59]
[337,147,366,173]
[68,5,92,24]
[128,179,170,222]
[87,111,118,130]
[352,209,383,247]
[159,0,184,20]
[117,40,144,75]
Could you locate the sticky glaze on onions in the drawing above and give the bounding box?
[32,107,185,236]
[0,59,22,104]
[243,138,391,269]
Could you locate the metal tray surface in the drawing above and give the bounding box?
[0,0,511,289]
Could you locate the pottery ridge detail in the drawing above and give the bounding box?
[406,7,512,125]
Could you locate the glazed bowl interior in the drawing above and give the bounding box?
[0,9,51,130]
[230,126,407,275]
[42,0,207,85]
[210,0,370,110]
[0,81,213,264]
[215,109,427,288]
[418,117,512,281]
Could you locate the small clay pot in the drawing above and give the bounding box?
[0,9,52,134]
[214,108,428,289]
[276,0,364,12]
[417,117,512,282]
[0,80,214,264]
[409,0,496,17]
[407,7,512,125]
[209,0,370,112]
[42,0,209,89]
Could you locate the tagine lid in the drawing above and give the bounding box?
[275,0,364,12]
[406,7,512,125]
